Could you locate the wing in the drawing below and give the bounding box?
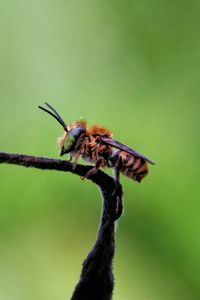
[101,137,155,165]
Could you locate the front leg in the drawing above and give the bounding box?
[70,153,80,170]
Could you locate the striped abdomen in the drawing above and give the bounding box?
[111,151,148,182]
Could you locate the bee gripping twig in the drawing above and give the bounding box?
[0,151,123,300]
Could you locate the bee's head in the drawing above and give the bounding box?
[38,103,86,156]
[58,121,87,156]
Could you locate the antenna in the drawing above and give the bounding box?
[38,103,68,131]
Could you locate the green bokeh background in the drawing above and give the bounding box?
[0,1,199,299]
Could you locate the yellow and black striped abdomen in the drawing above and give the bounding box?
[114,151,148,182]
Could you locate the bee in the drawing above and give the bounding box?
[38,103,155,186]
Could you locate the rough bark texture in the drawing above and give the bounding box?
[0,152,123,300]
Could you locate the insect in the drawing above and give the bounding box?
[38,103,155,186]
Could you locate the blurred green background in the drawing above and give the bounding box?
[0,1,199,299]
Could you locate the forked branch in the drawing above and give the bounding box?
[0,152,123,300]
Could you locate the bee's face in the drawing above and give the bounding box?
[58,125,86,156]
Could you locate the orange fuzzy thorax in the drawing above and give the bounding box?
[87,125,112,138]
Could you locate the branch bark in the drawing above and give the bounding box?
[0,152,123,300]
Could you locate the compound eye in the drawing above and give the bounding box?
[72,126,85,137]
[63,134,75,152]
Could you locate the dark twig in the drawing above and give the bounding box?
[0,152,123,300]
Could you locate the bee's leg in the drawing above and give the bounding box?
[112,155,123,193]
[112,167,122,197]
[112,159,123,220]
[82,157,104,180]
[114,182,123,220]
[113,167,120,187]
[71,153,80,170]
[112,168,124,220]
